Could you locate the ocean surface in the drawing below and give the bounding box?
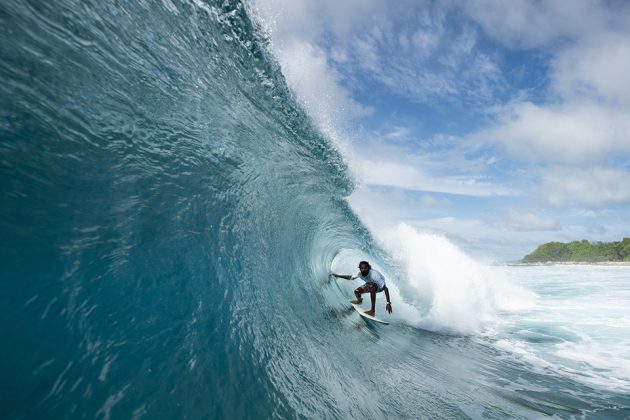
[1,0,629,418]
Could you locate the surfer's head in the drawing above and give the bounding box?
[358,261,371,276]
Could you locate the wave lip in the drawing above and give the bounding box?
[0,0,358,417]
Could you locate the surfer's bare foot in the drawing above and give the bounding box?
[350,299,362,304]
[364,309,375,316]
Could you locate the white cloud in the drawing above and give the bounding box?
[419,194,448,208]
[463,0,616,48]
[476,102,630,163]
[541,167,630,208]
[468,4,630,210]
[501,209,559,231]
[475,20,630,163]
[363,22,501,103]
[552,33,630,106]
[385,126,411,141]
[255,0,505,106]
[347,186,450,227]
[349,157,512,197]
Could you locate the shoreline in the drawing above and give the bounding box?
[511,261,630,266]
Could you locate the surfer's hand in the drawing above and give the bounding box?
[385,303,392,314]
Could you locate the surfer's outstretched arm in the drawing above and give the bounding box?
[332,273,352,280]
[383,286,392,314]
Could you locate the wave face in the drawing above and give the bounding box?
[3,1,630,418]
[0,1,374,417]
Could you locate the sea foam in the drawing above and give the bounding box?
[373,223,535,334]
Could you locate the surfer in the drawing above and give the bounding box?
[332,261,392,316]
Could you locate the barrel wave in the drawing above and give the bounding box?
[3,1,630,419]
[0,0,387,417]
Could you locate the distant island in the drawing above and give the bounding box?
[522,238,630,263]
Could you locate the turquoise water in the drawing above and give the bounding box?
[493,265,630,395]
[1,0,629,418]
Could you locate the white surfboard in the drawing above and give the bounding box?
[349,301,389,325]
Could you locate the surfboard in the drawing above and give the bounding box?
[349,301,389,325]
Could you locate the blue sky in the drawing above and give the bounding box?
[253,0,630,260]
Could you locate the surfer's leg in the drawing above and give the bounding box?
[350,286,363,304]
[364,284,377,316]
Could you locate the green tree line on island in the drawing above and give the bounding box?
[522,238,630,262]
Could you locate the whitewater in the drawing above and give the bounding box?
[1,0,629,418]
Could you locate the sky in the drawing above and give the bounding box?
[251,0,630,261]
